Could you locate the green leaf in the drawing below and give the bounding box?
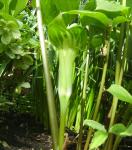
[0,43,5,53]
[109,124,127,135]
[11,30,21,39]
[1,32,12,45]
[40,0,59,25]
[90,131,108,150]
[5,49,15,59]
[107,84,132,104]
[64,10,111,28]
[120,124,132,137]
[54,0,80,11]
[84,119,107,132]
[19,82,30,88]
[112,16,129,26]
[96,0,130,18]
[84,0,96,11]
[10,0,28,16]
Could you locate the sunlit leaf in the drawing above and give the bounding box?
[109,123,127,135]
[84,119,107,132]
[96,0,130,18]
[90,131,108,150]
[107,84,132,104]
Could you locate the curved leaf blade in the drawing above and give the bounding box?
[84,119,107,132]
[90,131,108,150]
[107,84,132,104]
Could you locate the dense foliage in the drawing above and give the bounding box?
[0,0,132,150]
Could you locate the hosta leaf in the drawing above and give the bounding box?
[90,131,108,150]
[107,84,132,104]
[109,123,127,135]
[84,119,107,132]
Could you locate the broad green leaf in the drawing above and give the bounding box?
[10,0,28,16]
[112,16,129,26]
[109,123,127,135]
[84,119,107,132]
[64,10,111,28]
[40,0,59,25]
[90,131,108,150]
[96,0,130,18]
[0,0,10,13]
[54,0,80,11]
[120,124,132,137]
[84,0,96,11]
[107,84,132,104]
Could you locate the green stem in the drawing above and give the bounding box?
[104,23,125,150]
[36,0,59,149]
[59,100,67,150]
[77,53,89,150]
[84,29,111,150]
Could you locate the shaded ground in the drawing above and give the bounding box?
[0,111,52,150]
[0,111,131,150]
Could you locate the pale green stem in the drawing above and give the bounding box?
[36,0,59,149]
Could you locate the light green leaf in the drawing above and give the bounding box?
[1,32,12,45]
[120,124,132,137]
[109,123,127,135]
[40,0,59,25]
[19,82,30,88]
[112,16,129,26]
[107,84,132,104]
[11,30,21,39]
[54,0,80,11]
[90,131,108,150]
[84,119,107,132]
[96,0,130,17]
[10,0,28,16]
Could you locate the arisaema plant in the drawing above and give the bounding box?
[48,14,87,150]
